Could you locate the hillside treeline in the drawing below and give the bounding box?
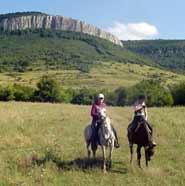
[0,29,155,73]
[124,40,185,73]
[0,76,185,106]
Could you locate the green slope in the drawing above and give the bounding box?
[1,61,185,90]
[0,30,157,73]
[124,40,185,73]
[0,29,185,89]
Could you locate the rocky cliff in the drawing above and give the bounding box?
[0,12,123,46]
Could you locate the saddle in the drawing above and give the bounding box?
[135,122,152,134]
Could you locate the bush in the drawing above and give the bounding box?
[171,82,185,105]
[0,78,177,107]
[114,87,127,106]
[105,88,127,106]
[127,80,174,107]
[105,91,117,106]
[13,85,35,101]
[0,86,15,101]
[71,88,97,105]
[34,76,62,102]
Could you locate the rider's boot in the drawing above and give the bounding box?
[112,127,120,148]
[114,139,120,148]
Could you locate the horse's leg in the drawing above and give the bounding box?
[137,146,141,168]
[91,142,97,160]
[101,145,106,173]
[144,147,148,167]
[130,145,133,164]
[92,148,96,160]
[109,142,114,169]
[86,140,91,158]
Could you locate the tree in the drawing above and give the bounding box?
[114,87,127,106]
[0,86,15,101]
[34,76,62,102]
[13,85,35,101]
[71,88,96,105]
[127,80,173,107]
[171,82,185,105]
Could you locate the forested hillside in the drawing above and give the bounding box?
[124,40,185,73]
[0,29,155,73]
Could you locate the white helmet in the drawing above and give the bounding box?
[98,93,104,99]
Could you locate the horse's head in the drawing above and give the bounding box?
[97,108,107,122]
[146,145,155,161]
[97,108,112,141]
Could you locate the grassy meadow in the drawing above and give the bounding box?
[1,61,185,90]
[0,102,184,185]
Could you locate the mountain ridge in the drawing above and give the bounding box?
[0,11,122,46]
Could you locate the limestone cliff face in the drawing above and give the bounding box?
[0,13,123,46]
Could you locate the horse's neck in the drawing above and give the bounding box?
[101,117,112,139]
[105,117,111,130]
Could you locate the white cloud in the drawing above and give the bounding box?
[107,22,159,40]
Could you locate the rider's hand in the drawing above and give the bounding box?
[135,104,143,111]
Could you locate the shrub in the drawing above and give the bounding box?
[127,80,174,106]
[0,86,15,101]
[13,85,35,101]
[171,82,185,105]
[34,76,62,102]
[71,88,97,105]
[114,87,127,106]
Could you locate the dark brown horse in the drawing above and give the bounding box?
[128,122,155,168]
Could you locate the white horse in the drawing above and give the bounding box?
[84,108,115,172]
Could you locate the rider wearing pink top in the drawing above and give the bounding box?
[90,93,119,148]
[91,97,106,121]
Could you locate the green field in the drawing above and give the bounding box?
[1,61,185,90]
[0,102,184,185]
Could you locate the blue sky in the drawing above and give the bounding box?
[0,0,184,40]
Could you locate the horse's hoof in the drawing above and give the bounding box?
[103,169,107,173]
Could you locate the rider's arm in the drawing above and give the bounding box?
[144,105,148,121]
[91,104,99,119]
[134,103,143,112]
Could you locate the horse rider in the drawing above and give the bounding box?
[91,93,120,148]
[128,95,156,147]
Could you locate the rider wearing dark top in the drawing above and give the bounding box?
[91,93,120,148]
[128,95,156,147]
